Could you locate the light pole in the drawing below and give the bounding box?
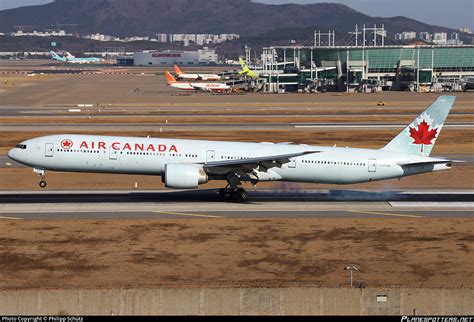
[344,265,359,288]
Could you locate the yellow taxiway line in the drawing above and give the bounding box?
[153,211,223,219]
[0,215,23,220]
[348,210,425,218]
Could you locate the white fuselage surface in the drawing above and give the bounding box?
[8,134,450,185]
[7,96,456,194]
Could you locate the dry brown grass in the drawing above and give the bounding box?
[0,218,472,289]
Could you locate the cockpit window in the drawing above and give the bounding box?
[15,144,27,149]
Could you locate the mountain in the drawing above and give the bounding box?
[0,0,457,38]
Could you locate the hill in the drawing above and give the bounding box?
[0,0,456,38]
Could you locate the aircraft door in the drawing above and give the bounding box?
[368,158,376,172]
[45,143,54,157]
[206,150,215,163]
[109,147,118,160]
[288,157,296,168]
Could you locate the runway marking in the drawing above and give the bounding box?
[0,215,23,220]
[348,210,425,218]
[153,211,223,219]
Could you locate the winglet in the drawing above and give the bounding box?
[165,71,176,84]
[174,64,183,75]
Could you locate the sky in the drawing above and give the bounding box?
[1,0,473,31]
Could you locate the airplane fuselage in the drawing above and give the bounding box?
[169,82,230,92]
[8,134,451,186]
[177,73,221,81]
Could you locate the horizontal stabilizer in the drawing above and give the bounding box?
[396,159,452,167]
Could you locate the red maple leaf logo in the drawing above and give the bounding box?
[61,139,73,149]
[409,120,438,154]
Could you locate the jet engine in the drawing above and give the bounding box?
[164,163,208,189]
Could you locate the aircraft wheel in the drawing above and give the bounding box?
[231,188,248,203]
[39,180,47,188]
[237,188,248,201]
[219,188,230,201]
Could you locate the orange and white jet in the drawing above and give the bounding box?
[165,71,231,92]
[174,64,221,81]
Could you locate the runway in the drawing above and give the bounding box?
[0,122,472,132]
[0,189,472,219]
[1,106,473,117]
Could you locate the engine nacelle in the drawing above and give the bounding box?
[164,163,208,189]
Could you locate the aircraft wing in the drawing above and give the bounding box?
[203,150,320,174]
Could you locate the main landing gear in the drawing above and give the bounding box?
[34,168,47,188]
[219,187,248,203]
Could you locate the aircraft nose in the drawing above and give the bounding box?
[7,148,18,161]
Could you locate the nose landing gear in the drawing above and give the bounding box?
[33,168,47,188]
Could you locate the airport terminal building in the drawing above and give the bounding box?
[258,45,474,92]
[117,48,218,66]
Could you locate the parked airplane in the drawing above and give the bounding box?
[8,96,456,202]
[165,71,231,92]
[174,64,221,81]
[239,57,259,79]
[50,51,103,64]
[238,58,290,79]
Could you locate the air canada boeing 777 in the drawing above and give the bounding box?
[8,96,456,202]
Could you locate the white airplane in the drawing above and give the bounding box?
[174,64,221,81]
[8,96,456,202]
[165,71,231,92]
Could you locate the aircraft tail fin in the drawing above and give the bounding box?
[165,71,176,84]
[238,57,257,78]
[174,64,183,75]
[50,51,65,61]
[239,57,250,71]
[381,95,456,156]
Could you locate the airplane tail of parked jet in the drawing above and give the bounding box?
[174,64,184,75]
[50,51,67,62]
[239,57,249,74]
[165,71,177,84]
[381,95,455,156]
[239,57,258,78]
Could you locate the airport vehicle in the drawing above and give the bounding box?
[50,51,103,64]
[174,64,221,81]
[165,71,231,92]
[461,76,474,91]
[8,96,456,202]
